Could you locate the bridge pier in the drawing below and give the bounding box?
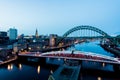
[18,56,28,61]
[113,64,120,73]
[18,56,46,64]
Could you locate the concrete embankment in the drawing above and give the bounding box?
[0,56,17,65]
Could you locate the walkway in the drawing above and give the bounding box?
[18,51,120,65]
[48,63,81,80]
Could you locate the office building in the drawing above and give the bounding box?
[7,28,17,40]
[0,31,7,37]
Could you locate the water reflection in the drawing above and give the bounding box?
[50,70,53,74]
[58,58,61,61]
[19,63,22,70]
[7,64,13,71]
[102,63,105,67]
[97,77,102,80]
[48,58,50,61]
[37,65,40,74]
[64,58,66,62]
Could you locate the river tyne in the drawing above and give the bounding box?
[0,41,120,80]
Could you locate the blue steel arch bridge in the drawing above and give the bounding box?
[57,25,114,45]
[63,25,110,38]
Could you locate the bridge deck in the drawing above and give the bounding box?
[18,51,120,65]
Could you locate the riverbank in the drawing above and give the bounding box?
[0,55,17,65]
[100,44,120,57]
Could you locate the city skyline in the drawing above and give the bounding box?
[0,0,120,36]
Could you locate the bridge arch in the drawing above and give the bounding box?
[57,25,111,44]
[63,25,110,38]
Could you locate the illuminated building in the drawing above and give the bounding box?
[49,34,57,47]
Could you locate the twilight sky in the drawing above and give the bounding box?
[0,0,120,36]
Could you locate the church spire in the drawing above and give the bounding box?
[35,28,39,38]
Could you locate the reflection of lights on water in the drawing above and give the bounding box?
[48,58,50,61]
[58,58,61,61]
[7,65,10,70]
[11,64,13,69]
[50,70,53,74]
[7,64,13,71]
[102,63,105,67]
[37,65,40,74]
[19,64,22,70]
[98,77,102,80]
[64,58,66,62]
